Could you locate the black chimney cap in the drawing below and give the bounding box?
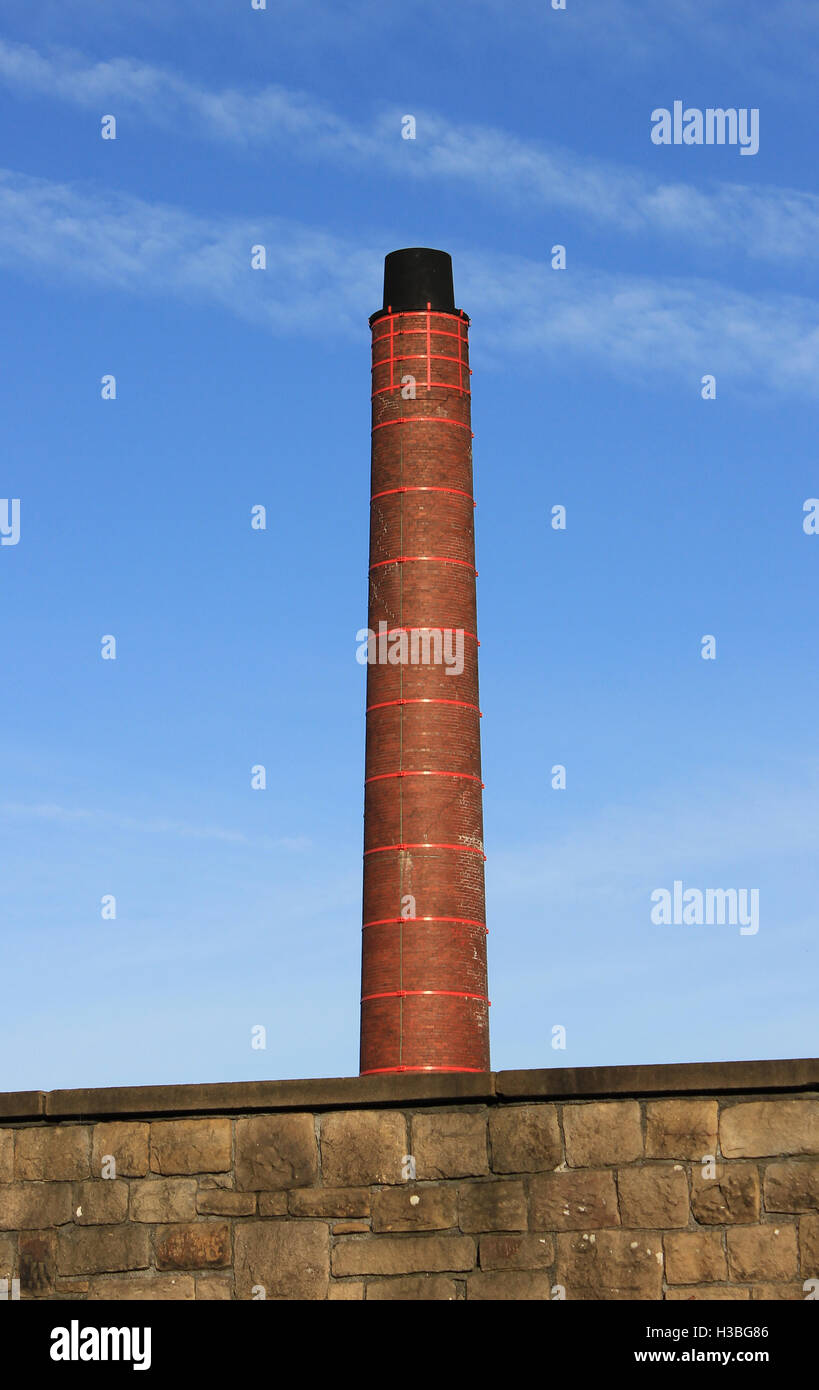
[370,248,465,324]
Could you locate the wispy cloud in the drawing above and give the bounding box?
[1,39,819,267]
[2,170,817,397]
[0,800,311,850]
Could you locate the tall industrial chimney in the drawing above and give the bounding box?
[360,248,489,1075]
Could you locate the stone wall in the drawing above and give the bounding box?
[1,1060,817,1300]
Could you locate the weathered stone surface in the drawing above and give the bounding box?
[91,1122,149,1178]
[289,1188,370,1219]
[489,1105,562,1173]
[235,1114,317,1191]
[130,1178,197,1224]
[530,1169,619,1230]
[333,1220,370,1234]
[645,1100,718,1159]
[720,1101,819,1158]
[73,1180,128,1225]
[469,1270,555,1300]
[563,1102,642,1167]
[258,1192,288,1217]
[328,1280,364,1300]
[763,1160,819,1213]
[371,1185,457,1232]
[87,1275,194,1300]
[691,1162,760,1225]
[799,1212,819,1274]
[0,1232,15,1274]
[618,1167,689,1228]
[332,1234,475,1277]
[57,1225,150,1275]
[0,1130,13,1183]
[155,1222,230,1270]
[18,1231,56,1297]
[15,1126,90,1181]
[412,1112,488,1179]
[458,1180,527,1233]
[752,1282,806,1300]
[479,1233,555,1270]
[198,1173,233,1190]
[196,1276,232,1300]
[556,1230,664,1300]
[664,1230,727,1284]
[150,1118,231,1175]
[321,1110,406,1186]
[0,1183,72,1230]
[366,1274,457,1300]
[235,1220,329,1300]
[726,1224,798,1281]
[666,1286,750,1301]
[195,1189,255,1217]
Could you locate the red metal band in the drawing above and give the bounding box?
[361,1066,486,1075]
[373,310,470,329]
[369,626,479,642]
[371,486,475,507]
[366,698,482,716]
[363,916,488,930]
[362,989,490,1004]
[372,417,473,435]
[365,770,483,786]
[364,843,486,859]
[369,555,478,574]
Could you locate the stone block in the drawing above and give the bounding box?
[289,1188,370,1218]
[412,1112,488,1179]
[130,1178,198,1224]
[489,1105,562,1173]
[726,1224,798,1281]
[235,1113,318,1191]
[468,1270,555,1300]
[691,1162,760,1225]
[328,1281,364,1300]
[57,1225,150,1276]
[563,1102,642,1167]
[530,1169,619,1230]
[720,1101,819,1158]
[366,1274,457,1300]
[479,1233,554,1270]
[763,1160,819,1213]
[645,1100,718,1159]
[195,1190,255,1217]
[0,1183,73,1230]
[799,1212,819,1274]
[665,1286,750,1300]
[18,1231,56,1297]
[73,1180,128,1225]
[155,1222,230,1270]
[91,1122,149,1178]
[372,1186,457,1232]
[458,1180,527,1233]
[556,1230,664,1300]
[332,1234,475,1277]
[618,1166,689,1228]
[150,1118,231,1175]
[15,1126,90,1181]
[664,1230,726,1284]
[196,1276,232,1300]
[235,1220,329,1299]
[321,1110,407,1186]
[86,1274,194,1300]
[0,1130,13,1183]
[258,1192,288,1217]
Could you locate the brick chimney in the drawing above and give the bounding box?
[360,248,489,1075]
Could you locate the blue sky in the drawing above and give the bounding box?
[1,0,816,1092]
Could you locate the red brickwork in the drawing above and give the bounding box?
[360,307,489,1074]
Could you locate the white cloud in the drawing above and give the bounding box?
[2,170,818,396]
[1,40,819,266]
